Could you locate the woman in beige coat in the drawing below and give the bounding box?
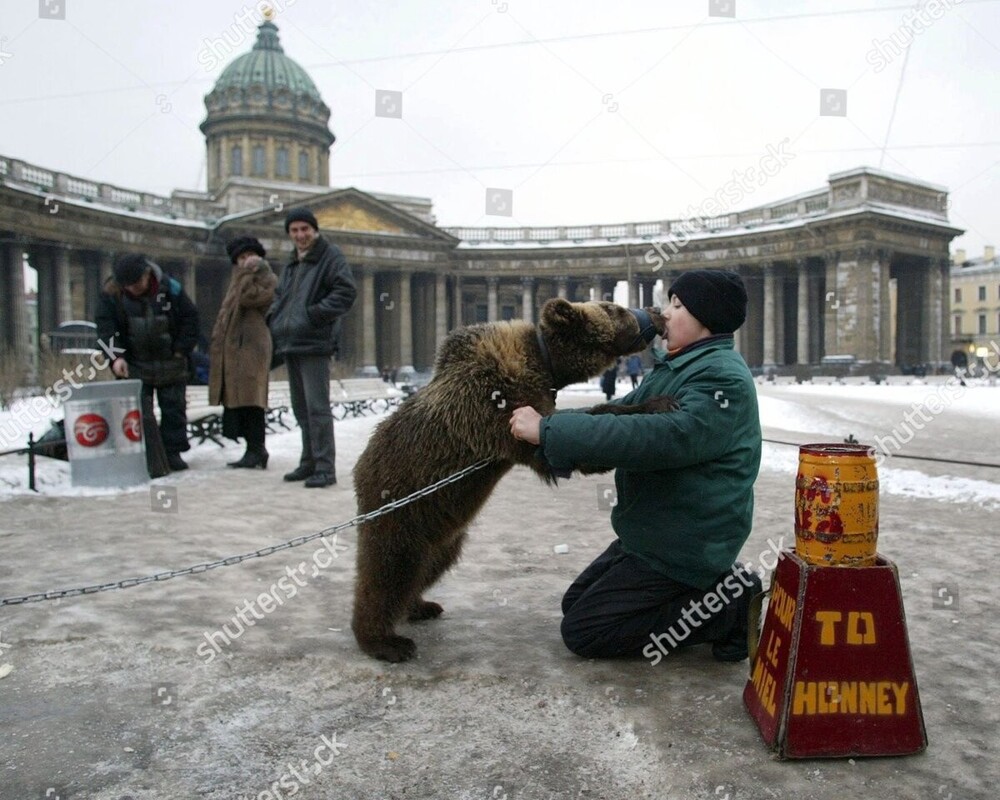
[209,237,278,468]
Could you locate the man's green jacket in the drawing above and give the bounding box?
[539,337,762,589]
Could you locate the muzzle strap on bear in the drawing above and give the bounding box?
[628,308,659,351]
[536,329,558,400]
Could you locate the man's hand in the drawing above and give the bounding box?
[111,357,129,378]
[509,406,542,445]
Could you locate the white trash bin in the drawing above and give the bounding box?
[64,379,147,488]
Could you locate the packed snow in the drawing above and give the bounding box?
[1,378,997,509]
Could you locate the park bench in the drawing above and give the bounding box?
[184,386,225,447]
[331,378,403,419]
[265,380,293,433]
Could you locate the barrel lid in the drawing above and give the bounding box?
[799,443,875,458]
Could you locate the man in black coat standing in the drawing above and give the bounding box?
[95,254,199,473]
[269,207,357,488]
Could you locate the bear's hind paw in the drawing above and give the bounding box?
[408,600,445,621]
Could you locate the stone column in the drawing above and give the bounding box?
[452,275,463,328]
[773,267,785,364]
[590,275,602,302]
[521,277,534,322]
[762,263,777,368]
[32,247,56,339]
[358,267,378,375]
[823,251,840,359]
[924,257,945,368]
[84,253,104,321]
[487,277,499,323]
[639,279,656,309]
[435,272,448,351]
[555,276,568,300]
[184,259,198,305]
[98,250,114,282]
[937,257,950,369]
[1,243,30,362]
[628,277,640,308]
[877,250,893,365]
[809,265,823,363]
[796,258,810,365]
[398,270,415,378]
[54,247,72,325]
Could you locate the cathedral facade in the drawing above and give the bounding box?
[0,22,962,377]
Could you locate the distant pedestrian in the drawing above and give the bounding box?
[627,353,643,389]
[209,236,277,470]
[95,254,199,474]
[600,358,620,401]
[269,208,357,488]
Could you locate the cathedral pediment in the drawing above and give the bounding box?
[312,197,408,235]
[230,187,455,243]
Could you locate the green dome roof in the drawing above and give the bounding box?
[213,22,322,101]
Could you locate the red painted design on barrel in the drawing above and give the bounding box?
[122,409,142,442]
[74,413,109,447]
[795,443,879,567]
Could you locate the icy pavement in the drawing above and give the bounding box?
[0,380,998,799]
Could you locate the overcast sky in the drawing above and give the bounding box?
[1,0,998,257]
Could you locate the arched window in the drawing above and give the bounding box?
[299,151,310,182]
[252,145,266,176]
[231,145,243,176]
[276,147,290,178]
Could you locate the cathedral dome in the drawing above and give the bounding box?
[212,21,323,102]
[201,21,334,192]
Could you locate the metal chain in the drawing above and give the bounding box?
[0,459,494,607]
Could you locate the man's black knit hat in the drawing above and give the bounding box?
[226,236,267,264]
[284,207,319,233]
[113,254,151,286]
[668,270,748,334]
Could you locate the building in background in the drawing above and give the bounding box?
[0,21,964,379]
[950,246,1000,371]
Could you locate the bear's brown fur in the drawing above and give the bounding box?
[351,299,667,662]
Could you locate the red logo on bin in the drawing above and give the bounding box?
[122,409,142,442]
[74,413,109,447]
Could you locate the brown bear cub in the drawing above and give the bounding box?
[352,299,672,662]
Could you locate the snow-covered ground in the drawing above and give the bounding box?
[2,377,998,799]
[3,378,997,508]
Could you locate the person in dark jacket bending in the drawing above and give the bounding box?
[95,254,199,472]
[510,270,763,662]
[269,207,357,488]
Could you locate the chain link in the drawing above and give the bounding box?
[0,459,494,607]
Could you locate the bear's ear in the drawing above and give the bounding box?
[541,298,579,329]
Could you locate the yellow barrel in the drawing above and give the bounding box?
[794,443,879,567]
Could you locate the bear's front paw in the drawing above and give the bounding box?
[408,599,444,621]
[636,394,680,413]
[590,394,679,416]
